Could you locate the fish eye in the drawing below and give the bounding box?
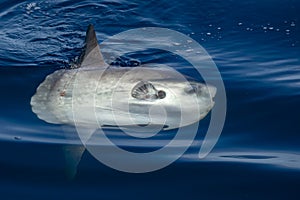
[185,83,199,94]
[157,90,166,99]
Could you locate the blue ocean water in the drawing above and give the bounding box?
[0,0,300,199]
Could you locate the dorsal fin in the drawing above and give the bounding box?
[79,24,107,68]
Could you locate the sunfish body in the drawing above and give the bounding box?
[31,25,216,131]
[30,25,216,177]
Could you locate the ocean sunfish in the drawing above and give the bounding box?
[31,24,216,131]
[30,24,216,177]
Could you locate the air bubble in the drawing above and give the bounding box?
[206,32,211,36]
[172,42,181,46]
[238,22,243,26]
[26,2,36,10]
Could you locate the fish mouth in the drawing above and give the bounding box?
[207,85,217,99]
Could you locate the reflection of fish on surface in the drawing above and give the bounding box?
[30,24,216,178]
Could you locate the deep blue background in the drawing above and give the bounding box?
[0,0,299,199]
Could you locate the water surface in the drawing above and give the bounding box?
[0,0,299,199]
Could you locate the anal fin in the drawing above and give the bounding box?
[63,145,85,179]
[62,126,97,179]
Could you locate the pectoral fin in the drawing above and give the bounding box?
[131,81,158,100]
